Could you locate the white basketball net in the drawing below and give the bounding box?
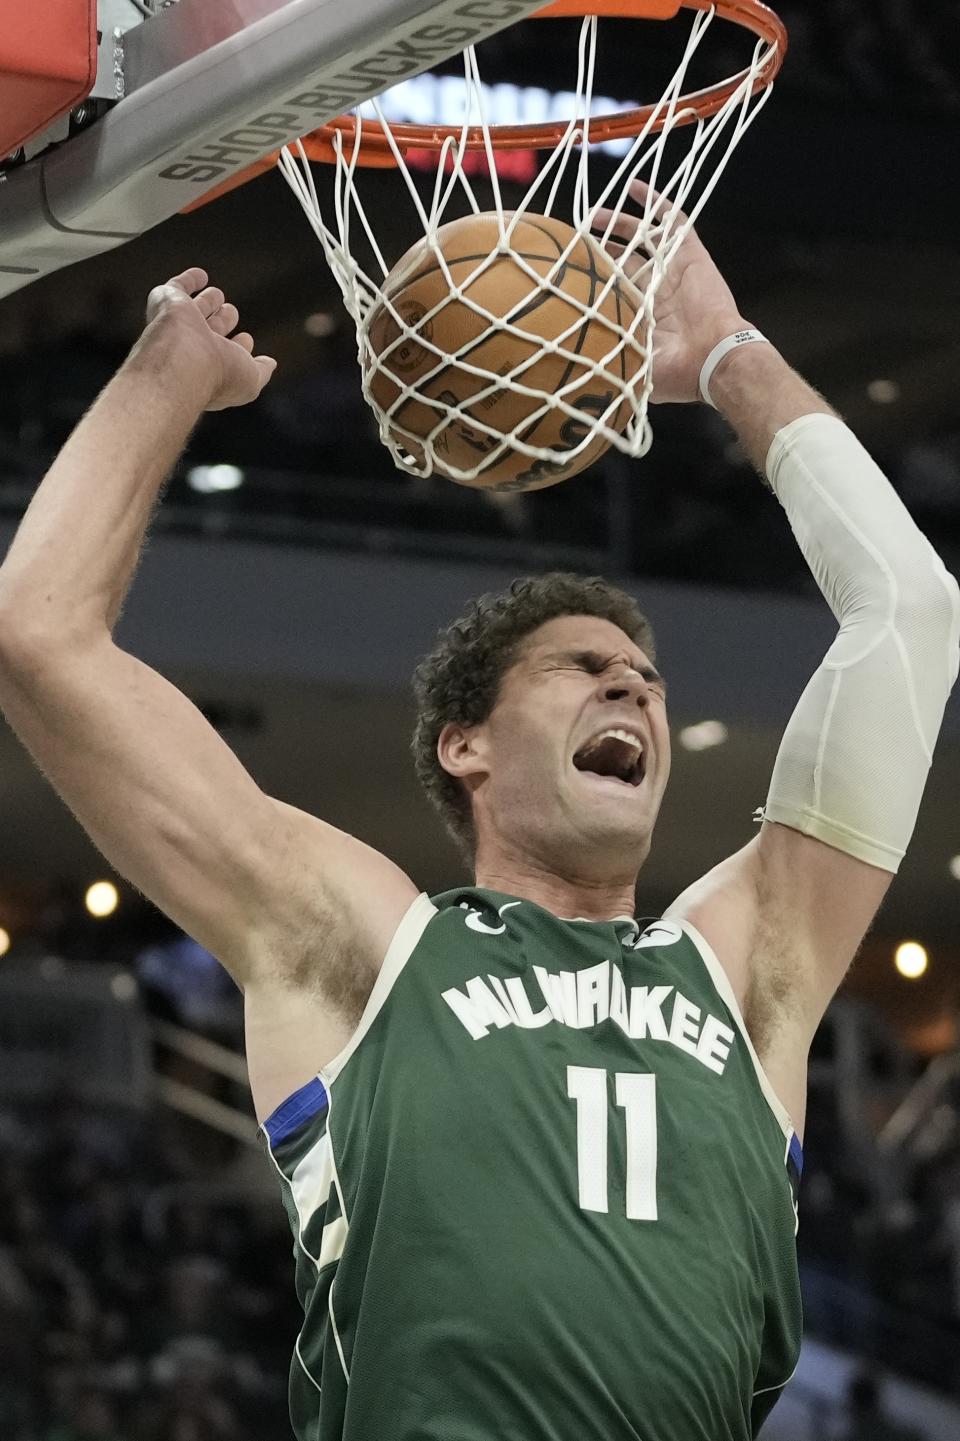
[278,7,779,487]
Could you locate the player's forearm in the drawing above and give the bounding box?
[761,413,960,870]
[708,343,835,470]
[0,319,214,641]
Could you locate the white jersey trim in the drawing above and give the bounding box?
[262,1143,327,1395]
[321,891,438,1086]
[676,918,795,1140]
[753,1356,800,1399]
[264,1141,321,1269]
[294,1334,322,1394]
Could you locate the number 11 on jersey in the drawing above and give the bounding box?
[567,1067,658,1221]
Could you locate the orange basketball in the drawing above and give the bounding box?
[365,212,646,491]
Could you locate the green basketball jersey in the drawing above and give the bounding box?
[262,886,803,1441]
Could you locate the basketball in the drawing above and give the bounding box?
[365,212,647,491]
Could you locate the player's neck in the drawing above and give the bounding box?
[474,853,639,922]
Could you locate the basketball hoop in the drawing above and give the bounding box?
[266,0,786,485]
[183,0,786,194]
[301,0,787,166]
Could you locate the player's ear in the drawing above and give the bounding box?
[437,721,488,783]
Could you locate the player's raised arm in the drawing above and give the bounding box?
[598,184,960,1128]
[0,275,419,1042]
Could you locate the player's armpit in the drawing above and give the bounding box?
[665,824,891,1025]
[238,797,424,1119]
[0,627,419,995]
[664,825,892,1138]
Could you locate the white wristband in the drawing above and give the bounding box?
[699,329,770,408]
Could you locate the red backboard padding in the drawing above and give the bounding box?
[0,0,99,156]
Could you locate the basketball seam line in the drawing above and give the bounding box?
[379,256,624,422]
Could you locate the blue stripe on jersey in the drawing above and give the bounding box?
[789,1132,804,1177]
[263,1075,329,1145]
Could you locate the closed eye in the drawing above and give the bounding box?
[571,651,668,697]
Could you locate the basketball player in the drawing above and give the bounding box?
[0,189,957,1441]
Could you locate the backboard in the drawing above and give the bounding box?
[0,0,549,300]
[0,0,99,160]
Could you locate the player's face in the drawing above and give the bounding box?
[446,615,671,873]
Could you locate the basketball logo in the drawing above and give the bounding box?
[371,299,433,375]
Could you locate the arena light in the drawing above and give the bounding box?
[678,720,729,752]
[110,973,139,1002]
[949,854,960,881]
[187,464,245,493]
[894,941,928,980]
[304,311,337,338]
[867,379,900,405]
[86,881,119,919]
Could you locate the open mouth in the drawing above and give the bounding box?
[572,728,646,787]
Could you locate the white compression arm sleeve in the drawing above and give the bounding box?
[760,413,960,873]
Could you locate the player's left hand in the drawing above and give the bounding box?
[592,181,750,404]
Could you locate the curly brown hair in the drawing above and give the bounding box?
[410,572,656,862]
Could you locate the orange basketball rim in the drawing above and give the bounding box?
[183,0,786,210]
